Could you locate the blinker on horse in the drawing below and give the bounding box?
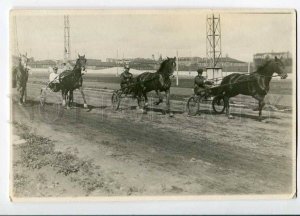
[219,56,287,120]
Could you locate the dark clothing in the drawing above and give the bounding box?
[14,63,29,103]
[120,71,133,89]
[194,75,206,95]
[48,82,61,92]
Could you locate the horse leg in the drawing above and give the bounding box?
[143,92,149,108]
[69,90,73,108]
[65,90,70,109]
[165,89,173,117]
[22,85,27,104]
[137,95,146,114]
[253,94,265,121]
[62,90,66,107]
[224,96,233,119]
[79,87,88,108]
[18,87,24,105]
[154,90,163,105]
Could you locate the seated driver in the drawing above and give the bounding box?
[48,66,60,92]
[120,65,133,90]
[194,68,214,96]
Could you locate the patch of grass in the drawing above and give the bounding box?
[14,123,106,194]
[19,133,54,169]
[72,176,105,194]
[52,152,94,176]
[13,173,28,190]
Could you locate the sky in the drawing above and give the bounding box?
[11,10,295,62]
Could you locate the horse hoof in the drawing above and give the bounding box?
[228,115,234,119]
[84,104,88,109]
[137,109,146,114]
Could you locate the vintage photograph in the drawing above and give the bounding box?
[10,9,296,200]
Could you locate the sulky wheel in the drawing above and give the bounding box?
[39,88,47,108]
[187,96,199,116]
[111,91,121,111]
[212,95,226,114]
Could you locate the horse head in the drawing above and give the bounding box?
[274,56,288,79]
[158,57,176,76]
[75,54,87,72]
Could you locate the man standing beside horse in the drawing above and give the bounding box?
[12,54,29,105]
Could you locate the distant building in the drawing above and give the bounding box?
[178,56,250,72]
[106,58,131,65]
[28,59,57,68]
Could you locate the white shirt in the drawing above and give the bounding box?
[49,72,59,83]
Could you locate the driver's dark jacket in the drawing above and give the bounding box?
[194,75,206,94]
[120,71,133,88]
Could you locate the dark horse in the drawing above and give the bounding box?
[219,57,287,120]
[59,55,88,108]
[134,57,176,116]
[12,54,29,105]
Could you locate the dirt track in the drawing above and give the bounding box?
[11,83,295,198]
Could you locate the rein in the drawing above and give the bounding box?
[206,73,281,82]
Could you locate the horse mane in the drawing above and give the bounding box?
[255,60,272,74]
[157,59,170,73]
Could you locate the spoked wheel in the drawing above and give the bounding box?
[137,96,146,108]
[212,95,226,114]
[39,88,47,108]
[111,91,121,111]
[39,88,64,123]
[187,96,199,116]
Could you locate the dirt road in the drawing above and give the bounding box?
[11,83,295,199]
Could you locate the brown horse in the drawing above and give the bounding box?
[134,57,176,116]
[219,57,288,120]
[12,54,29,105]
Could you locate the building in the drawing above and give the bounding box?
[178,56,250,72]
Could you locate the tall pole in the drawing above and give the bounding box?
[212,14,215,68]
[248,62,251,74]
[176,50,179,86]
[116,49,119,77]
[64,15,70,61]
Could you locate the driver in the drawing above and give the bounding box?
[120,65,133,89]
[48,66,60,92]
[194,68,214,96]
